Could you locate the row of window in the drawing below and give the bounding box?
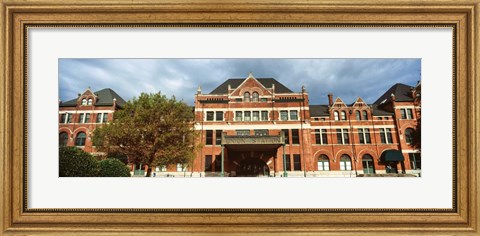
[242,92,267,102]
[60,113,109,124]
[59,131,87,146]
[317,153,421,172]
[333,110,368,121]
[314,128,395,145]
[205,110,299,122]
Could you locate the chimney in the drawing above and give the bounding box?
[328,93,333,106]
[390,93,396,101]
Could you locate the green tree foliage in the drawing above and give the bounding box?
[98,158,131,177]
[93,92,197,177]
[59,146,99,177]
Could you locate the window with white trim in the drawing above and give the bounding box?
[341,111,347,120]
[87,98,93,105]
[244,92,250,102]
[317,154,330,171]
[235,111,242,121]
[81,99,87,105]
[290,110,298,120]
[280,110,288,121]
[336,129,349,144]
[252,111,260,121]
[215,111,224,121]
[400,108,414,119]
[405,128,415,145]
[334,111,339,121]
[244,111,251,121]
[379,128,393,144]
[252,92,259,102]
[261,111,268,121]
[357,128,371,144]
[206,111,214,121]
[314,129,328,145]
[340,155,352,171]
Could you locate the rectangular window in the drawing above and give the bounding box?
[282,129,290,144]
[206,130,213,145]
[235,98,242,102]
[407,109,413,119]
[291,129,300,144]
[280,110,288,121]
[380,128,386,144]
[204,155,213,172]
[293,154,301,171]
[380,128,393,144]
[60,114,66,123]
[285,155,291,171]
[66,113,72,123]
[96,113,102,123]
[215,111,224,121]
[290,110,298,120]
[215,130,222,145]
[358,128,371,144]
[176,163,184,172]
[400,109,407,119]
[261,111,268,121]
[254,129,268,136]
[156,165,167,172]
[78,113,85,123]
[244,111,251,121]
[315,129,328,145]
[386,128,393,143]
[336,129,349,144]
[252,111,260,121]
[235,111,242,121]
[215,155,222,172]
[409,153,421,170]
[84,113,91,123]
[236,130,250,136]
[261,98,268,102]
[102,113,108,123]
[206,111,214,121]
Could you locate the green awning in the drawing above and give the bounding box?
[381,150,404,162]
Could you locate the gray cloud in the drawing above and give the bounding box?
[59,59,420,105]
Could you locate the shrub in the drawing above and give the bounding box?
[98,158,131,177]
[59,146,99,177]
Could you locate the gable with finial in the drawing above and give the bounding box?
[230,72,273,96]
[331,97,347,108]
[352,97,367,108]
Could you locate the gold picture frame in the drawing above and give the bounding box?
[1,0,479,235]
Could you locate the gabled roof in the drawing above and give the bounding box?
[59,88,127,108]
[374,83,415,105]
[209,78,293,94]
[309,105,330,117]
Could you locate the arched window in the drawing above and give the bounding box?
[334,111,339,121]
[252,92,259,102]
[244,92,250,102]
[341,111,347,120]
[75,132,86,146]
[59,132,69,147]
[362,154,375,174]
[340,154,352,171]
[87,98,93,105]
[355,111,361,120]
[405,128,415,145]
[362,110,368,120]
[81,99,87,105]
[317,154,330,171]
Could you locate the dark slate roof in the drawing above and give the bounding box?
[371,104,394,116]
[59,88,127,108]
[209,78,294,94]
[309,105,330,117]
[374,83,415,105]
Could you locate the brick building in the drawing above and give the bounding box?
[59,73,421,177]
[191,73,421,177]
[58,87,126,154]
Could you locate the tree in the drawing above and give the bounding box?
[98,158,131,177]
[93,92,197,177]
[59,146,99,177]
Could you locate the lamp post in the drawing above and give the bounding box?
[348,110,358,176]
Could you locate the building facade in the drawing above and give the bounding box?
[58,88,126,154]
[191,73,421,177]
[59,74,421,177]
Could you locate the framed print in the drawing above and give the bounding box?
[1,0,479,235]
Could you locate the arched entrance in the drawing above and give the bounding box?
[236,158,269,177]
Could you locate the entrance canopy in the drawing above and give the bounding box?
[380,150,404,162]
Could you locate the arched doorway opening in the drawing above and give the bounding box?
[362,154,375,174]
[236,158,269,177]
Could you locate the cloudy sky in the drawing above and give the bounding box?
[59,59,420,105]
